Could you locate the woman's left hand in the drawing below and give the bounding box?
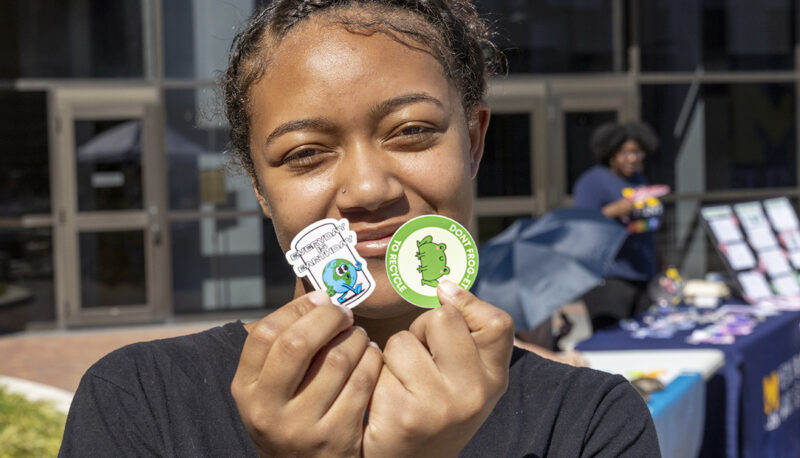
[362,281,514,457]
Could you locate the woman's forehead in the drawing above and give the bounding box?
[251,18,455,116]
[266,12,441,71]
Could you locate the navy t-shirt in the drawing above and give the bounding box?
[573,165,660,281]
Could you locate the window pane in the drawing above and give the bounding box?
[0,91,50,216]
[165,89,259,211]
[639,0,795,72]
[75,119,144,212]
[642,83,796,192]
[79,230,147,308]
[171,217,294,314]
[477,215,529,246]
[476,0,616,73]
[565,111,618,194]
[163,0,254,79]
[478,113,532,197]
[1,0,143,78]
[0,227,55,325]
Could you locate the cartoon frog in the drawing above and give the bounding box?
[322,258,363,304]
[415,235,449,287]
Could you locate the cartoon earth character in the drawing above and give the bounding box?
[322,258,363,304]
[415,235,450,287]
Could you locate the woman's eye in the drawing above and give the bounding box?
[398,125,432,137]
[281,148,328,167]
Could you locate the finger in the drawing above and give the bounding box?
[236,290,334,385]
[292,326,370,417]
[260,300,355,399]
[381,330,439,391]
[436,280,514,377]
[408,305,480,380]
[323,343,383,431]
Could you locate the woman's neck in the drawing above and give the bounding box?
[354,308,426,349]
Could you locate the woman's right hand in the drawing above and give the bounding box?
[231,290,382,457]
[602,197,635,219]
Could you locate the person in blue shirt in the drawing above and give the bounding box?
[573,121,663,330]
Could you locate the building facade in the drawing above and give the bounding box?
[1,0,798,327]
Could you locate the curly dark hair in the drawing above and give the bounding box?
[222,0,502,178]
[590,121,660,166]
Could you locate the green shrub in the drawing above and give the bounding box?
[0,385,67,457]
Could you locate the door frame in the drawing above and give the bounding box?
[49,87,171,326]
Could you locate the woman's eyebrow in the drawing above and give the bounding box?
[264,117,336,149]
[370,93,444,119]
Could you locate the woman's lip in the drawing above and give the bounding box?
[353,224,403,257]
[355,234,393,257]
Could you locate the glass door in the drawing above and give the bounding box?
[51,88,170,326]
[547,80,638,209]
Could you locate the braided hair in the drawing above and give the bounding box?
[222,0,501,177]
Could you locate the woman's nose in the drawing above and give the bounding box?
[334,143,403,213]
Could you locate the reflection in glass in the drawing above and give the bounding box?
[162,0,254,79]
[165,89,259,211]
[74,119,144,212]
[171,217,293,314]
[477,215,530,246]
[639,0,795,71]
[565,111,618,194]
[1,0,143,78]
[0,227,55,323]
[476,0,615,73]
[704,84,795,190]
[478,113,532,197]
[642,83,796,192]
[79,231,147,308]
[0,91,50,216]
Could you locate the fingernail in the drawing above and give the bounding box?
[308,290,332,307]
[369,341,380,350]
[309,290,353,319]
[437,280,462,302]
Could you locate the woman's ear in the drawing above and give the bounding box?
[249,174,272,219]
[468,101,491,178]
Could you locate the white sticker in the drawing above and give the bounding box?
[285,218,375,308]
[737,270,773,302]
[724,241,756,271]
[709,218,743,243]
[758,247,792,277]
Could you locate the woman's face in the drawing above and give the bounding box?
[609,139,644,178]
[246,15,489,319]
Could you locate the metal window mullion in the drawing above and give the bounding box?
[142,0,165,84]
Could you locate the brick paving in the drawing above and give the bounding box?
[0,322,226,393]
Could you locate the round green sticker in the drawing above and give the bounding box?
[385,215,479,308]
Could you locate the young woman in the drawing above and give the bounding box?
[60,2,659,456]
[574,121,663,330]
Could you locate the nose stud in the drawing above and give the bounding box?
[341,188,347,194]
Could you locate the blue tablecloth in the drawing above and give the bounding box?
[648,373,705,458]
[577,308,800,458]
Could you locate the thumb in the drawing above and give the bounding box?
[436,280,514,375]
